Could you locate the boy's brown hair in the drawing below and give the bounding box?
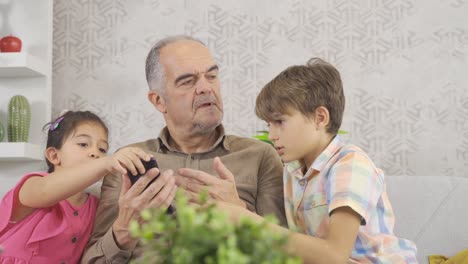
[255,58,345,135]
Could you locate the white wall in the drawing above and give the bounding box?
[51,0,468,177]
[1,1,467,194]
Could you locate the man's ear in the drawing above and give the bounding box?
[314,106,330,129]
[45,147,61,166]
[148,90,167,114]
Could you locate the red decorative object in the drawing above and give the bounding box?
[0,35,22,52]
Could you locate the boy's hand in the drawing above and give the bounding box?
[106,147,153,176]
[215,201,258,224]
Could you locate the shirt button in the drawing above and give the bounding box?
[299,179,307,186]
[73,211,79,216]
[71,237,77,243]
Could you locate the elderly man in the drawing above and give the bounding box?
[81,35,285,263]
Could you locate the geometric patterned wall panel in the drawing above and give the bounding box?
[53,0,468,176]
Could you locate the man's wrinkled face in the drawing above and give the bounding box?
[156,40,224,134]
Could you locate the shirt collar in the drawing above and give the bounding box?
[286,135,344,178]
[158,124,229,153]
[310,135,343,172]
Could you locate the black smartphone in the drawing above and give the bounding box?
[128,157,159,187]
[127,157,175,214]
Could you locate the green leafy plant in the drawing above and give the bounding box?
[254,129,348,146]
[252,131,274,146]
[129,192,302,264]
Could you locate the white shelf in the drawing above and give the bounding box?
[0,52,47,77]
[0,142,44,161]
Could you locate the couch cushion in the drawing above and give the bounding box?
[386,175,468,264]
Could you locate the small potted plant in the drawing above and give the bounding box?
[130,192,302,264]
[254,130,348,146]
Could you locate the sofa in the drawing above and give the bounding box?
[386,175,468,263]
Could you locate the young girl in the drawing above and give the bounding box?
[217,58,417,263]
[0,111,154,263]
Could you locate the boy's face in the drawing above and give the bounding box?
[267,108,332,169]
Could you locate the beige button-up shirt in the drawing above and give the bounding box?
[81,125,285,263]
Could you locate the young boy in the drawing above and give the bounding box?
[219,58,417,263]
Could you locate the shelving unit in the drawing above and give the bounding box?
[0,0,52,195]
[0,52,48,161]
[0,51,49,161]
[0,52,48,77]
[0,142,43,161]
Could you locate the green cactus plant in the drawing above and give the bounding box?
[8,95,31,142]
[0,120,4,142]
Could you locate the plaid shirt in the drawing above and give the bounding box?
[284,135,417,263]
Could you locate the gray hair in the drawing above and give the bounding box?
[145,35,205,96]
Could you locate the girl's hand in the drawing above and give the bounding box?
[106,147,153,176]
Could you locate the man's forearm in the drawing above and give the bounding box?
[113,224,139,251]
[80,227,133,263]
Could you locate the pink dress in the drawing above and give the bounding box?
[0,172,99,264]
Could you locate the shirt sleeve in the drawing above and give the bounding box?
[0,172,47,232]
[326,150,384,225]
[255,143,288,227]
[80,172,133,263]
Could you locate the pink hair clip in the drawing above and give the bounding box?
[50,116,65,131]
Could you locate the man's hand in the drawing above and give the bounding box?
[175,157,246,208]
[112,168,177,250]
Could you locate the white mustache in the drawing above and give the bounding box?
[194,96,218,109]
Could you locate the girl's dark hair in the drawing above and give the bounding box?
[43,110,109,173]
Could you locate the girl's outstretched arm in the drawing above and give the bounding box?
[12,147,152,221]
